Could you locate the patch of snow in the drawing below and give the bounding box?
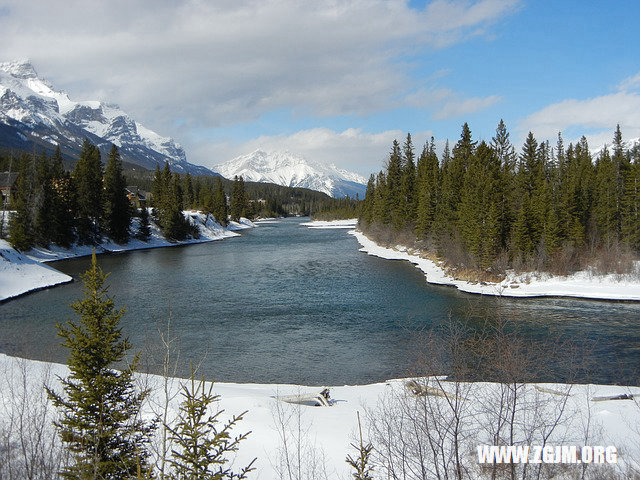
[0,353,638,478]
[0,239,72,302]
[301,218,358,229]
[350,230,640,301]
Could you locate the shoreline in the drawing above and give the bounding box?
[347,229,640,302]
[0,211,254,302]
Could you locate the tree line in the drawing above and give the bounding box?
[3,139,254,250]
[359,122,640,274]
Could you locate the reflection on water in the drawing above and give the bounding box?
[1,218,639,385]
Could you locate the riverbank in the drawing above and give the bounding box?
[348,229,640,301]
[1,352,638,479]
[0,211,254,302]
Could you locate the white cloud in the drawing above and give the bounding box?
[519,91,640,149]
[193,127,435,176]
[618,72,640,93]
[0,0,516,135]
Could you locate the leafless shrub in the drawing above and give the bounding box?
[270,390,333,480]
[0,357,66,480]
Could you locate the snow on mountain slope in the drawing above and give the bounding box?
[0,60,214,176]
[214,149,368,198]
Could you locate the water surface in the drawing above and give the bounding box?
[1,218,639,385]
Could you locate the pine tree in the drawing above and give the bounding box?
[359,175,376,225]
[621,137,640,250]
[183,173,195,210]
[345,412,373,480]
[46,253,155,479]
[230,176,248,222]
[492,121,517,249]
[167,372,255,480]
[212,177,229,226]
[74,140,103,245]
[34,151,54,246]
[401,133,416,226]
[136,205,152,241]
[8,154,36,250]
[50,146,76,247]
[103,145,132,244]
[386,140,404,229]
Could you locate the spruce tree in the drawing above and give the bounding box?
[103,145,132,244]
[50,146,76,247]
[401,133,416,226]
[212,177,229,226]
[386,140,404,229]
[229,176,248,222]
[183,173,195,210]
[136,205,152,241]
[8,154,36,250]
[46,253,155,479]
[74,140,103,245]
[34,151,54,246]
[167,373,255,480]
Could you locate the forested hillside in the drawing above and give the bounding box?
[360,122,640,276]
[0,138,339,251]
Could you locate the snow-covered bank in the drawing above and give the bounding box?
[1,353,638,479]
[0,239,73,301]
[301,218,358,229]
[0,212,255,301]
[350,230,640,301]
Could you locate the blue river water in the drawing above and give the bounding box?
[1,218,639,385]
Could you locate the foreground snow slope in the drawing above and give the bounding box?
[0,212,254,301]
[349,230,640,301]
[1,353,638,479]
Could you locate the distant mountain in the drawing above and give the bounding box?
[214,149,367,198]
[0,60,216,175]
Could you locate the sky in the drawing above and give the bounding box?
[0,0,639,176]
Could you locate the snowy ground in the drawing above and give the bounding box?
[1,353,638,479]
[0,211,255,302]
[300,218,358,229]
[348,230,640,301]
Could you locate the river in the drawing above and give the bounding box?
[1,218,639,385]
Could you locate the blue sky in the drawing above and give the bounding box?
[1,0,639,175]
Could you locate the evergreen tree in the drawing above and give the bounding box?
[167,373,255,480]
[359,174,376,226]
[401,133,416,225]
[136,205,152,241]
[212,177,229,226]
[345,412,373,480]
[491,120,516,249]
[183,173,195,210]
[8,154,36,250]
[73,140,103,245]
[386,140,404,229]
[621,137,640,250]
[102,145,132,244]
[372,171,389,225]
[229,176,248,222]
[50,146,76,247]
[46,254,155,479]
[34,151,54,246]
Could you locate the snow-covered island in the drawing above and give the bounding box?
[0,211,254,302]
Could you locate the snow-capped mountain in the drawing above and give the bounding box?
[214,150,368,198]
[0,60,215,175]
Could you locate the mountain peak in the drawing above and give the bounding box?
[214,149,367,198]
[0,60,38,79]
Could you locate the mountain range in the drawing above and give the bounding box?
[0,60,215,175]
[0,60,369,197]
[214,150,368,198]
